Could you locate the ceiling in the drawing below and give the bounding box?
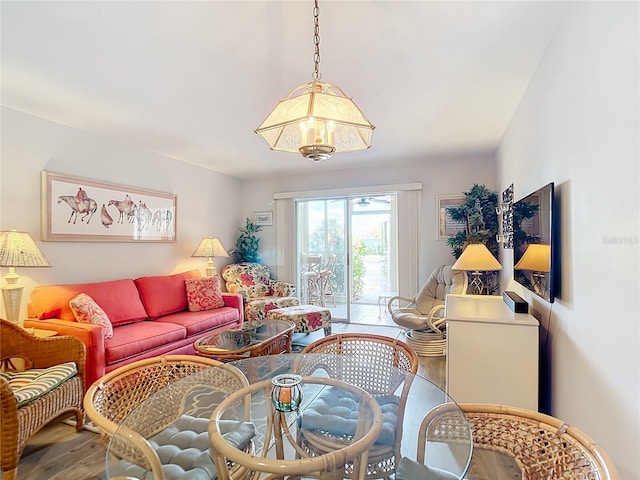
[1,1,572,180]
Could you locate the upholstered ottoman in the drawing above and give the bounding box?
[266,305,331,336]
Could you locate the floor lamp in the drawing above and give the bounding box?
[452,243,502,295]
[0,230,51,326]
[192,237,229,277]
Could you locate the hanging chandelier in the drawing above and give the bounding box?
[255,0,375,162]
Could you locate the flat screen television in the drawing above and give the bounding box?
[512,182,556,303]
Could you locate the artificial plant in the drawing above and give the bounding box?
[232,218,262,263]
[446,184,500,259]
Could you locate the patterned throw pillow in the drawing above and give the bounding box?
[69,293,114,339]
[185,276,225,311]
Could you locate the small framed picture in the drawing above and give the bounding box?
[254,211,273,226]
[436,195,466,240]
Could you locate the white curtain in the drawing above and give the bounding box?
[396,189,421,298]
[275,198,296,284]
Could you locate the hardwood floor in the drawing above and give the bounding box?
[14,322,521,479]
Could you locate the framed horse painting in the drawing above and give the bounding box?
[42,171,177,242]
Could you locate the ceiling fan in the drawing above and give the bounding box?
[353,196,391,207]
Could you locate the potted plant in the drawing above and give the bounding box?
[446,184,500,293]
[232,218,262,263]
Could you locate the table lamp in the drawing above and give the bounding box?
[0,230,51,326]
[192,237,229,277]
[515,244,551,296]
[452,243,502,295]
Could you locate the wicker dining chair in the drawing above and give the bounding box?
[1,319,86,480]
[418,403,618,480]
[84,355,253,480]
[295,333,419,480]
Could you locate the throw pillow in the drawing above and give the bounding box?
[185,276,225,312]
[69,293,114,339]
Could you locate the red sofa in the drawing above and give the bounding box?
[24,270,243,386]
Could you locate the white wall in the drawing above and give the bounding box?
[0,107,243,319]
[241,152,497,285]
[498,2,639,477]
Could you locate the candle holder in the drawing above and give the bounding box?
[271,374,302,412]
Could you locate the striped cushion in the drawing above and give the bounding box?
[0,362,78,407]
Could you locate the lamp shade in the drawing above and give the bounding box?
[0,230,50,268]
[192,237,229,259]
[255,81,374,161]
[515,244,550,273]
[452,243,502,272]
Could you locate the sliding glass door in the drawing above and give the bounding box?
[296,194,397,323]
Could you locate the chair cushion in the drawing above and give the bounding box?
[298,387,399,446]
[69,293,114,338]
[0,362,78,407]
[221,262,273,301]
[109,416,255,480]
[396,457,459,479]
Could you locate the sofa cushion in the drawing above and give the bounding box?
[135,270,201,319]
[29,279,148,326]
[1,362,78,407]
[104,321,187,364]
[185,277,225,311]
[154,308,240,337]
[69,293,114,339]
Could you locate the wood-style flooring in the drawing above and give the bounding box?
[14,323,521,479]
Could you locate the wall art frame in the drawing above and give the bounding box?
[42,171,177,242]
[254,211,273,226]
[436,195,467,240]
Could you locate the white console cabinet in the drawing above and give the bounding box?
[444,294,539,411]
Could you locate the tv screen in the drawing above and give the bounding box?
[512,182,556,303]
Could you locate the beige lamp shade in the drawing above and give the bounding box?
[255,81,374,162]
[0,230,51,326]
[452,243,502,272]
[515,244,551,273]
[0,230,50,269]
[192,237,229,277]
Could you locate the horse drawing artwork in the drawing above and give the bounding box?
[152,209,173,232]
[108,195,136,224]
[58,195,98,224]
[135,201,153,232]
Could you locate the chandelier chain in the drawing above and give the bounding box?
[312,0,321,81]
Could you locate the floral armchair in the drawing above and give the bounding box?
[221,262,299,324]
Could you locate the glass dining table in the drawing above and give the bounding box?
[105,353,473,480]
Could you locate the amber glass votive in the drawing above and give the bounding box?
[271,374,302,412]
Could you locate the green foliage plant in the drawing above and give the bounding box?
[446,184,500,259]
[351,241,367,301]
[445,184,499,293]
[233,218,262,263]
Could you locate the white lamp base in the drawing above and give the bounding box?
[205,258,217,278]
[2,284,24,326]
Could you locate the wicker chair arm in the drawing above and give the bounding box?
[426,305,446,333]
[387,296,415,315]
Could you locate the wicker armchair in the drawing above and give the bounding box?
[84,355,253,480]
[419,403,618,480]
[1,319,86,480]
[295,333,419,480]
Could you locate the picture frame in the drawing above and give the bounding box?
[254,211,273,226]
[42,171,177,242]
[436,195,467,240]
